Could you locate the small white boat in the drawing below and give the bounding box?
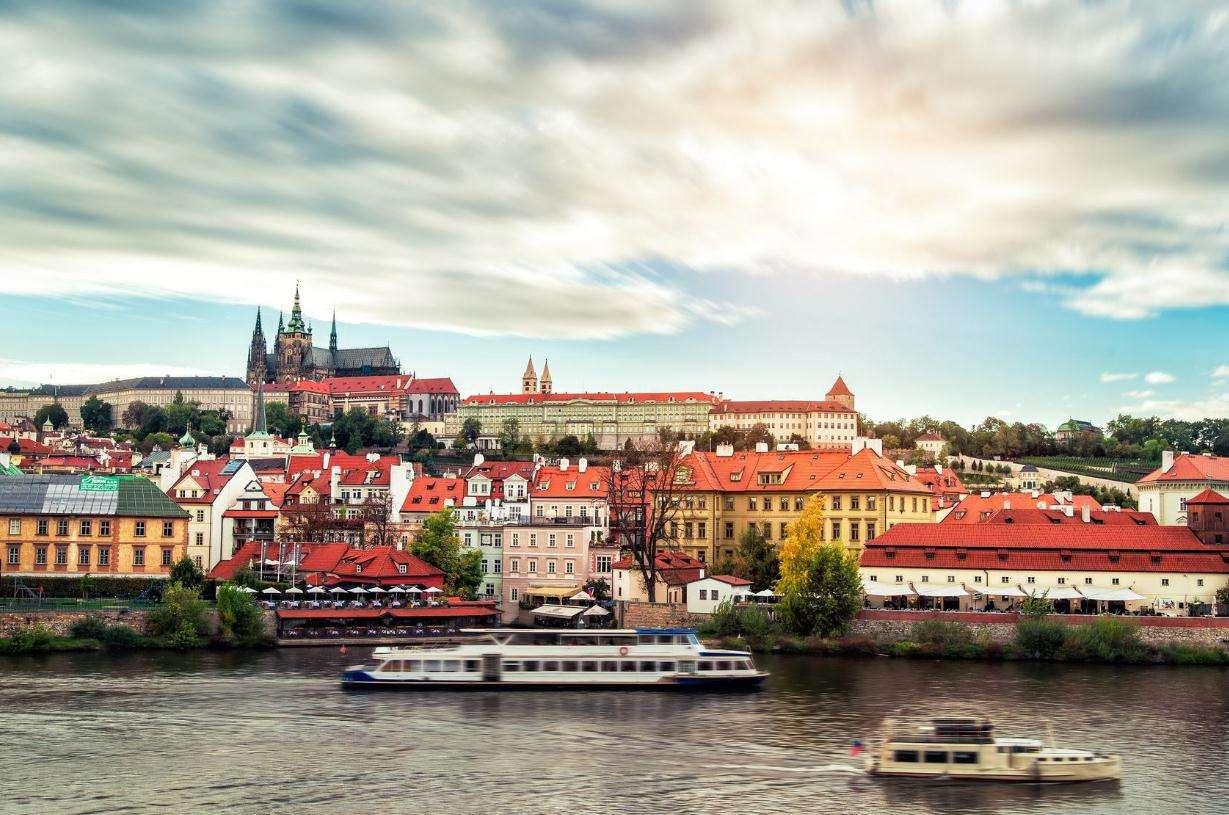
[864,717,1122,783]
[342,627,767,690]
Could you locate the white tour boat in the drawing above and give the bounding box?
[341,627,768,690]
[863,717,1122,783]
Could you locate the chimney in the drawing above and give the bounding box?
[1081,505,1091,523]
[715,444,734,458]
[1161,450,1175,473]
[980,491,990,498]
[1004,499,1011,510]
[322,451,330,470]
[896,459,906,468]
[559,457,569,471]
[935,464,943,475]
[904,464,917,476]
[329,465,341,498]
[577,457,588,473]
[473,452,484,467]
[754,442,769,453]
[1065,505,1075,518]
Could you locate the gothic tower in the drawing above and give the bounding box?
[273,284,315,381]
[522,356,537,394]
[246,308,267,386]
[539,358,552,394]
[329,309,338,355]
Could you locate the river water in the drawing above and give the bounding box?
[0,649,1225,815]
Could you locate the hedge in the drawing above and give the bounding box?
[8,575,168,599]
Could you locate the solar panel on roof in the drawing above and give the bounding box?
[221,460,244,475]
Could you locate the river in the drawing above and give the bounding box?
[0,649,1225,815]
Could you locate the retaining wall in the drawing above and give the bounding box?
[0,609,152,637]
[618,601,710,629]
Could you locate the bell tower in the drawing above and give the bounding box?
[522,356,538,394]
[246,309,267,386]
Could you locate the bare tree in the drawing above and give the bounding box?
[280,496,364,546]
[603,438,688,603]
[358,491,396,548]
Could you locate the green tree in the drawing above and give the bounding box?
[264,401,294,436]
[195,410,227,438]
[231,564,262,589]
[146,582,209,648]
[169,555,203,590]
[499,418,523,457]
[726,526,780,592]
[775,544,862,638]
[163,399,199,436]
[215,583,268,646]
[411,510,463,590]
[742,423,773,450]
[79,396,113,432]
[553,434,584,457]
[33,403,69,430]
[454,549,484,600]
[461,417,481,445]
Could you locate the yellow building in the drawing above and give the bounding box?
[667,445,934,564]
[1,474,188,579]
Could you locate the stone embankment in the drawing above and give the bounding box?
[0,609,151,637]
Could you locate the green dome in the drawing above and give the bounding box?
[178,429,195,447]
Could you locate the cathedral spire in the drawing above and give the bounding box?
[286,282,306,333]
[277,311,284,334]
[253,308,263,337]
[329,309,338,353]
[249,378,269,437]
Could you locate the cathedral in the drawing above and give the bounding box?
[245,285,400,385]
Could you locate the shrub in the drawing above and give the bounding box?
[1061,616,1147,663]
[836,636,879,656]
[910,620,984,658]
[1019,594,1054,619]
[215,583,269,647]
[1014,618,1068,659]
[170,556,204,590]
[99,624,142,650]
[700,600,782,638]
[20,576,167,599]
[1161,644,1229,666]
[70,615,110,640]
[0,624,58,654]
[146,582,209,648]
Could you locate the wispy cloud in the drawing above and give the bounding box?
[1144,371,1176,384]
[0,359,216,388]
[0,2,1227,334]
[1124,389,1154,400]
[1212,365,1229,380]
[1100,372,1137,383]
[1118,393,1229,421]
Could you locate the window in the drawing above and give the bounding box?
[711,590,719,602]
[1026,576,1035,584]
[1197,579,1205,587]
[867,496,877,511]
[762,524,771,540]
[748,497,757,511]
[698,522,707,539]
[947,575,955,583]
[54,545,68,565]
[7,518,18,535]
[924,751,948,764]
[566,534,575,548]
[99,548,110,566]
[509,559,519,573]
[1001,576,1010,584]
[134,548,146,566]
[135,521,146,537]
[699,589,708,600]
[510,588,519,601]
[99,520,110,536]
[57,519,69,536]
[35,546,47,565]
[1111,578,1120,586]
[952,752,978,765]
[548,534,556,548]
[893,750,919,763]
[866,522,876,540]
[79,520,92,536]
[724,522,734,539]
[830,520,841,540]
[1161,578,1170,586]
[196,510,204,522]
[831,496,842,511]
[596,555,612,573]
[850,523,860,542]
[163,521,174,537]
[528,560,537,573]
[850,496,860,510]
[547,560,556,574]
[1057,577,1066,585]
[36,519,48,536]
[78,547,90,566]
[7,545,19,565]
[565,561,574,575]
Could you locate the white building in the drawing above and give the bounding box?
[1137,451,1229,525]
[685,574,753,614]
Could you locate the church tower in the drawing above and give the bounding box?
[539,359,552,394]
[246,309,267,386]
[329,310,338,355]
[522,356,538,394]
[273,284,315,382]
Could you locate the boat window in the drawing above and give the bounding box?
[638,635,657,645]
[658,661,676,672]
[601,661,618,672]
[924,751,948,764]
[893,750,919,763]
[699,661,715,671]
[679,661,696,673]
[716,661,732,671]
[1012,746,1039,754]
[502,661,520,672]
[639,661,657,672]
[463,660,479,672]
[381,661,401,672]
[542,661,559,672]
[581,661,599,672]
[620,661,637,672]
[952,752,978,764]
[561,661,579,672]
[687,634,700,646]
[522,660,540,672]
[406,660,421,672]
[424,660,442,672]
[657,635,674,644]
[441,661,461,672]
[737,660,752,670]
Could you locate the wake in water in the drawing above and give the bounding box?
[726,763,864,775]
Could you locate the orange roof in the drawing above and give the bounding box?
[826,376,853,397]
[463,391,718,406]
[1187,488,1229,505]
[531,464,610,499]
[943,492,1103,523]
[407,377,458,394]
[1138,453,1229,484]
[675,448,928,494]
[710,399,851,415]
[170,458,236,504]
[981,507,1157,526]
[401,477,466,512]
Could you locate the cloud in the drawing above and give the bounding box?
[1212,365,1229,379]
[1144,371,1177,384]
[1118,393,1229,421]
[1100,372,1137,383]
[0,1,1228,333]
[0,358,216,388]
[1123,389,1154,399]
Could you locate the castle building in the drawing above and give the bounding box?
[246,286,399,387]
[707,376,860,449]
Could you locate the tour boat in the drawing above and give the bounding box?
[341,627,768,690]
[863,717,1122,783]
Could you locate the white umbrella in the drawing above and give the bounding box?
[568,590,592,602]
[1036,586,1083,601]
[329,586,347,595]
[367,586,386,595]
[350,586,368,595]
[306,586,326,595]
[582,605,610,616]
[862,583,915,597]
[388,586,406,594]
[754,589,776,597]
[425,587,443,594]
[239,586,258,594]
[406,586,423,594]
[261,587,281,595]
[284,587,303,595]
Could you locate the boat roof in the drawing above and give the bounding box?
[457,628,696,636]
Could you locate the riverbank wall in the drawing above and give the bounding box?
[0,608,277,639]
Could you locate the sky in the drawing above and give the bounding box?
[0,0,1227,428]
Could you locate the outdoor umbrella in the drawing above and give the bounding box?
[406,586,423,594]
[329,586,347,595]
[284,587,303,595]
[754,589,776,597]
[388,587,406,594]
[240,586,258,594]
[306,586,326,595]
[261,587,281,595]
[367,586,386,595]
[425,587,443,594]
[581,605,610,617]
[568,590,592,602]
[350,586,368,595]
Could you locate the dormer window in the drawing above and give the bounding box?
[398,564,407,574]
[355,565,362,574]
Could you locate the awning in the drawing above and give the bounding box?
[582,605,611,617]
[863,583,915,597]
[1033,586,1083,600]
[1082,587,1146,602]
[912,584,969,598]
[530,604,586,619]
[568,590,593,602]
[974,584,1027,598]
[524,585,582,599]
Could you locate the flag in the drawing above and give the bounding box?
[849,739,865,757]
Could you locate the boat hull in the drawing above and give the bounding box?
[340,670,768,691]
[867,758,1122,784]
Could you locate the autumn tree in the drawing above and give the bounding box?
[776,495,861,637]
[412,510,482,596]
[604,438,688,602]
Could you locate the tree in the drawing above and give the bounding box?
[604,439,687,603]
[33,403,69,430]
[461,418,481,445]
[215,583,268,646]
[412,510,464,591]
[79,396,113,433]
[742,423,773,450]
[553,434,584,457]
[727,526,780,592]
[169,555,203,590]
[776,544,862,638]
[265,401,295,436]
[454,549,484,600]
[499,418,522,457]
[196,409,227,437]
[162,399,199,436]
[146,582,209,648]
[778,496,827,596]
[359,492,396,548]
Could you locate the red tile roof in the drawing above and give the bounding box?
[312,546,444,587]
[826,376,853,397]
[1138,453,1229,484]
[675,448,929,495]
[531,464,609,499]
[170,458,237,504]
[710,399,851,415]
[463,391,719,406]
[401,477,466,512]
[707,574,752,586]
[1188,488,1229,505]
[917,431,944,442]
[0,438,52,455]
[407,377,459,395]
[981,508,1157,526]
[325,375,414,395]
[942,492,1102,523]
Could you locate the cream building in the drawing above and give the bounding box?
[708,376,860,449]
[1137,452,1229,525]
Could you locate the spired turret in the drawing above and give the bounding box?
[539,359,553,394]
[522,356,538,394]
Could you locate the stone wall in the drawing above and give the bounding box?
[0,609,151,637]
[854,610,1229,648]
[618,601,710,629]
